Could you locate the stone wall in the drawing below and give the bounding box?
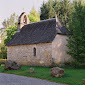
[7,43,52,66]
[52,34,72,64]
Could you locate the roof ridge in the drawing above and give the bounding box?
[26,18,56,25]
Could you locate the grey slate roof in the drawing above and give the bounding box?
[6,18,71,46]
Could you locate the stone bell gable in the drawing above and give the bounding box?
[18,12,30,31]
[6,12,72,66]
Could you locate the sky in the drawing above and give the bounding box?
[0,0,48,28]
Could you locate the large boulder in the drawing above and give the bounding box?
[4,60,21,70]
[50,67,64,77]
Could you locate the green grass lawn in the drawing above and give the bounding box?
[0,64,85,85]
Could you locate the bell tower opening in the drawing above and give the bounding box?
[18,12,30,31]
[23,15,27,24]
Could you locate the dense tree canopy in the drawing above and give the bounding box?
[28,8,40,22]
[4,25,17,45]
[40,0,73,27]
[67,0,85,63]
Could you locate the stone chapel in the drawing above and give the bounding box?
[6,12,72,66]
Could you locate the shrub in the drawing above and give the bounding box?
[64,61,85,69]
[0,59,7,64]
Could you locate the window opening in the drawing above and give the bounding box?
[33,47,36,56]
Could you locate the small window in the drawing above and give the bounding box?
[33,47,36,56]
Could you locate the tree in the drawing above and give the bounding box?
[0,28,6,39]
[0,28,7,59]
[0,24,17,59]
[0,13,18,59]
[4,25,17,45]
[56,0,73,27]
[67,0,85,63]
[28,8,40,22]
[40,0,73,27]
[40,0,55,20]
[1,13,18,44]
[2,13,18,29]
[0,13,18,43]
[0,32,7,59]
[0,40,7,59]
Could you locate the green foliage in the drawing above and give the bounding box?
[40,0,73,27]
[4,25,17,45]
[0,13,18,43]
[40,0,55,20]
[0,39,7,59]
[57,0,73,27]
[0,25,17,59]
[28,8,40,22]
[2,13,18,29]
[0,28,6,39]
[64,61,85,69]
[67,0,85,63]
[0,59,7,64]
[0,13,18,59]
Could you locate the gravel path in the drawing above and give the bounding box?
[0,73,64,85]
